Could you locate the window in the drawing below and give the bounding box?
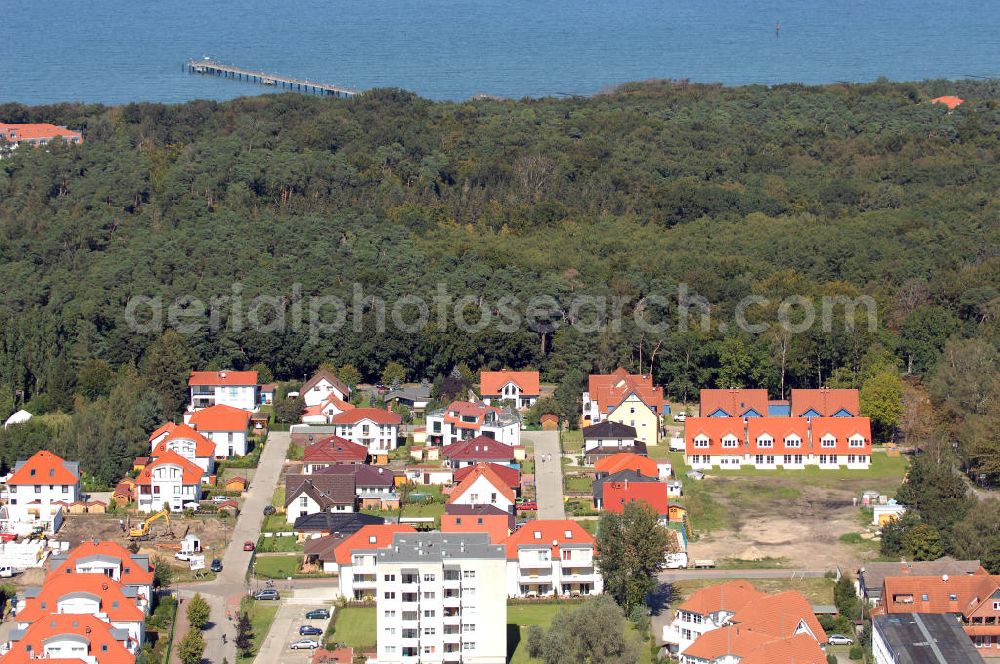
[722,438,738,448]
[62,485,68,493]
[300,496,308,506]
[849,438,865,448]
[384,574,396,582]
[757,438,773,448]
[423,573,435,581]
[562,549,572,561]
[385,627,396,635]
[994,602,1000,610]
[384,610,396,618]
[694,439,709,448]
[463,642,476,651]
[785,437,801,448]
[384,592,395,599]
[921,594,929,601]
[423,627,436,635]
[821,438,836,448]
[423,610,436,618]
[463,623,476,632]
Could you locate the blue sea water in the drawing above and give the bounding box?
[1,0,998,105]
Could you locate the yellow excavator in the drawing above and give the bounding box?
[129,510,170,541]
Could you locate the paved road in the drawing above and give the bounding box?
[657,568,828,583]
[181,431,292,664]
[523,430,565,519]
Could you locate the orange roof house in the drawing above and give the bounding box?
[731,591,827,641]
[699,389,770,418]
[17,573,144,623]
[188,370,258,386]
[810,416,872,454]
[7,450,80,486]
[4,614,132,664]
[151,423,216,459]
[879,573,1000,647]
[931,95,964,110]
[447,464,516,506]
[595,452,658,477]
[678,580,763,616]
[480,370,541,398]
[224,476,248,492]
[136,450,206,486]
[602,480,669,519]
[502,519,595,560]
[50,540,155,588]
[746,417,810,454]
[188,403,251,431]
[0,123,83,146]
[454,462,520,490]
[540,413,559,430]
[587,368,669,418]
[789,388,860,417]
[330,407,402,426]
[685,417,746,455]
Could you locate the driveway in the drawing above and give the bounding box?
[181,430,292,664]
[523,430,565,519]
[254,592,332,664]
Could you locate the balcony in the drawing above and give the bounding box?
[518,556,552,569]
[443,612,461,625]
[519,571,553,584]
[442,595,461,608]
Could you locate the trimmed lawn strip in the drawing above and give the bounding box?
[331,607,377,649]
[238,598,279,663]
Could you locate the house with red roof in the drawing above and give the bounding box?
[447,464,516,513]
[13,572,146,647]
[302,391,355,424]
[148,422,216,473]
[302,368,352,407]
[602,478,669,523]
[594,452,661,478]
[454,463,520,492]
[789,388,860,418]
[1,450,80,535]
[442,504,514,544]
[480,370,540,409]
[185,403,252,456]
[426,400,521,447]
[188,370,259,412]
[0,123,82,152]
[502,520,601,597]
[49,540,155,614]
[135,450,206,513]
[663,580,827,660]
[878,573,1000,651]
[330,408,401,464]
[3,613,136,663]
[441,436,516,469]
[582,368,669,445]
[325,524,416,597]
[303,436,369,472]
[699,389,771,418]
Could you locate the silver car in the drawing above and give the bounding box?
[290,639,320,650]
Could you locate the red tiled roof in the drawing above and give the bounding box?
[302,369,350,398]
[148,422,176,442]
[738,634,827,664]
[454,463,519,489]
[699,389,769,417]
[441,508,512,544]
[810,417,872,454]
[188,370,257,386]
[442,436,515,462]
[334,525,415,565]
[678,580,763,615]
[731,591,827,642]
[502,519,594,560]
[8,450,79,486]
[444,401,499,430]
[931,95,964,110]
[17,573,144,623]
[882,574,1000,618]
[685,417,746,454]
[594,452,658,477]
[602,480,669,516]
[136,450,204,486]
[51,540,155,586]
[151,423,215,458]
[188,404,251,431]
[480,370,540,397]
[683,625,775,661]
[331,407,401,426]
[3,614,132,664]
[588,368,668,415]
[0,123,82,143]
[447,464,515,505]
[304,436,368,464]
[746,417,810,453]
[790,388,860,417]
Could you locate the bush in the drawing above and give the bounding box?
[849,645,863,660]
[827,655,838,664]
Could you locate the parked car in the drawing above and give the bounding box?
[254,589,280,601]
[210,559,223,572]
[212,495,231,503]
[243,540,255,551]
[263,505,276,516]
[673,412,686,422]
[305,608,330,620]
[515,500,537,511]
[827,634,854,646]
[289,639,320,650]
[299,625,323,636]
[183,501,200,511]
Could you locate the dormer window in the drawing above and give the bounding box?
[785,437,801,448]
[533,531,541,540]
[564,530,572,538]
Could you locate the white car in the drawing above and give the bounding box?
[673,412,686,422]
[290,639,320,650]
[183,501,200,510]
[212,496,231,503]
[827,634,854,646]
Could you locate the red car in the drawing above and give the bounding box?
[243,540,255,551]
[516,501,537,511]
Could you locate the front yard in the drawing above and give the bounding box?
[237,597,279,663]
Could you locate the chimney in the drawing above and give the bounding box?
[942,574,949,582]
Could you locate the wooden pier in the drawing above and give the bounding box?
[185,59,358,97]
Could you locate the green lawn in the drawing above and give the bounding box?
[256,535,302,553]
[507,603,650,663]
[270,485,285,508]
[671,576,835,605]
[522,458,535,474]
[261,513,290,533]
[574,519,599,535]
[561,430,583,453]
[330,607,377,649]
[564,475,593,493]
[238,599,279,663]
[253,554,302,579]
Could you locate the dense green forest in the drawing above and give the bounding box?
[0,79,996,485]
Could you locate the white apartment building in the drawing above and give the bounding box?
[330,408,402,463]
[503,520,603,597]
[135,451,205,513]
[149,423,216,474]
[187,370,259,411]
[375,532,507,664]
[185,404,251,457]
[425,401,521,447]
[1,450,80,535]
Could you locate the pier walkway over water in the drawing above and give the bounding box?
[185,59,358,97]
